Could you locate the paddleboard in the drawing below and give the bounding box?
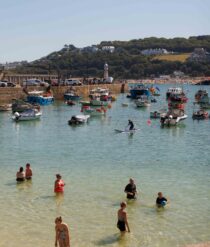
[114,128,140,133]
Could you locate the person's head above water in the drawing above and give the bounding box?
[19,167,24,172]
[26,163,30,168]
[55,216,62,224]
[158,192,163,198]
[120,201,127,209]
[129,178,134,184]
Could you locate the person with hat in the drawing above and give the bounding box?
[54,174,65,194]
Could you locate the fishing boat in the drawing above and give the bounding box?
[168,102,185,110]
[12,109,42,121]
[0,104,12,111]
[27,90,54,105]
[192,110,208,120]
[166,87,184,99]
[160,109,187,127]
[82,106,106,116]
[135,96,151,107]
[195,89,209,103]
[64,89,81,101]
[68,115,90,125]
[129,83,150,99]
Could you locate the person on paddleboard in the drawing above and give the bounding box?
[127,120,134,130]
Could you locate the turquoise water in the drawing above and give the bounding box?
[0,84,210,247]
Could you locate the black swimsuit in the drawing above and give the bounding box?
[117,219,126,231]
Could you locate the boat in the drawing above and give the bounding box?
[0,104,12,111]
[135,96,151,107]
[129,83,150,99]
[200,103,210,109]
[27,90,54,105]
[166,87,184,99]
[192,110,208,120]
[12,99,40,113]
[12,109,42,121]
[150,109,167,119]
[64,89,81,101]
[168,94,188,103]
[168,102,185,110]
[160,109,187,127]
[65,100,76,106]
[195,90,209,104]
[68,115,90,125]
[122,103,129,107]
[80,101,91,106]
[82,106,106,116]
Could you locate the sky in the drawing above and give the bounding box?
[0,0,210,63]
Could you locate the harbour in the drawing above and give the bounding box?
[0,84,209,247]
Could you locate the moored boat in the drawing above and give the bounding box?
[129,83,150,99]
[12,99,40,113]
[192,110,208,120]
[27,90,54,105]
[12,109,42,121]
[64,89,81,101]
[68,115,90,125]
[160,109,187,127]
[82,106,106,116]
[135,96,151,107]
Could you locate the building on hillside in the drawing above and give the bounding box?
[1,61,28,70]
[141,48,169,56]
[102,46,115,53]
[173,71,185,78]
[82,45,99,53]
[188,48,210,62]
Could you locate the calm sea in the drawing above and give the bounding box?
[0,84,209,247]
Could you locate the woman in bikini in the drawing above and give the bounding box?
[117,201,130,234]
[55,216,70,247]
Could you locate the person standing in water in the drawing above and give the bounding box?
[127,120,134,130]
[54,174,65,194]
[124,178,137,199]
[25,163,33,180]
[156,192,168,207]
[55,216,70,247]
[117,202,130,233]
[16,167,25,182]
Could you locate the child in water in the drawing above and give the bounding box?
[25,163,33,180]
[156,192,168,207]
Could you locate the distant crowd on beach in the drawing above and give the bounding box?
[16,166,169,247]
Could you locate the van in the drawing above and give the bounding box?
[64,79,82,86]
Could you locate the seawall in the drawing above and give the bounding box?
[0,83,128,104]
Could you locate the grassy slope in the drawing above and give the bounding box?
[153,53,191,62]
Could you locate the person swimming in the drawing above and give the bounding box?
[117,202,130,233]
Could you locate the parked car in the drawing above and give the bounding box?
[23,79,49,86]
[64,79,82,86]
[0,81,16,87]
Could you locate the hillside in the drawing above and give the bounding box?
[14,36,210,79]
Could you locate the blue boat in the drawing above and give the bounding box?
[64,90,81,101]
[27,90,54,105]
[129,83,150,99]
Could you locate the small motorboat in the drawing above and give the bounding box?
[65,100,76,106]
[68,115,90,125]
[192,110,208,120]
[12,99,40,113]
[135,96,151,107]
[12,109,42,121]
[82,106,106,116]
[64,90,81,101]
[160,109,187,127]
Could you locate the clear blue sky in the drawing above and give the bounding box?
[0,0,209,62]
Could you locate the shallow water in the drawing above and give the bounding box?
[0,84,210,247]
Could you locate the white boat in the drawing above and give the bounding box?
[68,115,90,125]
[135,96,151,107]
[166,87,183,99]
[160,109,187,126]
[12,109,42,121]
